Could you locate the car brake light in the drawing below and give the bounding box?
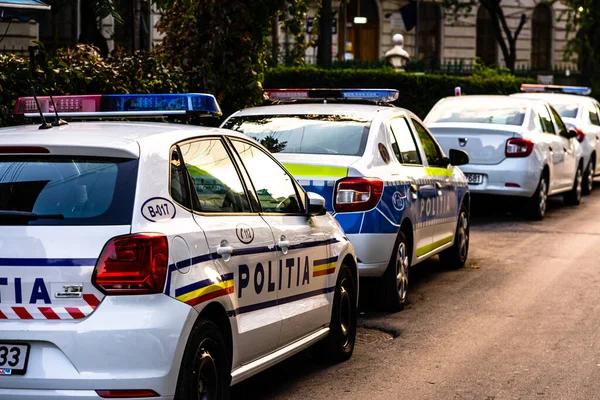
[334,177,384,212]
[506,138,534,158]
[96,390,159,398]
[0,146,50,154]
[92,234,168,295]
[574,128,586,143]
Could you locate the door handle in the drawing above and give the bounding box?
[278,236,290,255]
[563,147,568,153]
[549,146,553,152]
[217,240,233,261]
[435,181,443,196]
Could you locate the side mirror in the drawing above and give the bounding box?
[306,192,327,216]
[564,129,578,139]
[449,149,469,166]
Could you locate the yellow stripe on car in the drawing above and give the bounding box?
[416,235,454,257]
[425,167,453,177]
[176,280,234,303]
[282,163,348,178]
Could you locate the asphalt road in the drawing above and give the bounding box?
[232,188,600,400]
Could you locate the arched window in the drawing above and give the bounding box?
[417,2,441,69]
[476,6,497,66]
[531,3,552,72]
[340,0,380,61]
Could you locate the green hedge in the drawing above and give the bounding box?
[264,66,535,119]
[0,45,187,128]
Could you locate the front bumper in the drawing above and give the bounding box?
[461,157,541,198]
[0,294,198,399]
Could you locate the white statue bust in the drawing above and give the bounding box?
[385,33,410,71]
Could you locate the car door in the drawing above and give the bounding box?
[550,106,578,188]
[590,102,600,173]
[388,117,433,258]
[177,137,281,364]
[411,118,459,254]
[537,105,569,190]
[228,137,333,347]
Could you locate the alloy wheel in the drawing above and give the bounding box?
[195,341,218,400]
[396,242,409,303]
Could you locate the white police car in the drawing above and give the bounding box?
[222,89,471,311]
[0,93,358,399]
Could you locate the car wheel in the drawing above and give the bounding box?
[564,165,583,206]
[312,263,357,363]
[439,203,469,269]
[381,231,410,312]
[175,318,230,400]
[527,175,548,221]
[583,160,594,195]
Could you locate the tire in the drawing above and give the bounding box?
[583,160,595,196]
[381,231,410,312]
[439,203,469,269]
[564,165,583,206]
[527,174,548,221]
[312,264,357,363]
[175,318,230,400]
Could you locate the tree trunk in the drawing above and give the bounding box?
[271,14,280,66]
[317,0,332,66]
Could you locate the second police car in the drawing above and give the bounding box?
[222,89,471,311]
[0,93,358,399]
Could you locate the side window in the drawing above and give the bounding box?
[537,106,556,134]
[550,107,568,137]
[588,103,600,126]
[389,118,422,165]
[412,118,443,166]
[179,139,252,213]
[170,146,191,207]
[232,140,303,214]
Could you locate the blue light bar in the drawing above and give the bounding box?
[15,93,222,118]
[265,88,399,103]
[521,84,592,96]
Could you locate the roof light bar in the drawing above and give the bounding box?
[264,88,399,103]
[14,93,222,118]
[520,84,592,96]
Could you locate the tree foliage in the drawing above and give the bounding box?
[555,0,599,87]
[443,0,527,72]
[156,0,295,116]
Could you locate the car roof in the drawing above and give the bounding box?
[0,121,250,157]
[230,103,406,118]
[511,92,591,105]
[437,95,536,107]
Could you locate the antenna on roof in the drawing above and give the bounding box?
[31,87,52,130]
[48,94,68,127]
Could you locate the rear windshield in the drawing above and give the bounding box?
[427,102,527,126]
[0,156,138,226]
[223,114,370,156]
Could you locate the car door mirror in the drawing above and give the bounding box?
[306,192,326,216]
[563,129,578,139]
[449,149,469,166]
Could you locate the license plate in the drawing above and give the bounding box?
[465,173,484,185]
[0,343,30,375]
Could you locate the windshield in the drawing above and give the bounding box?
[223,114,371,156]
[0,156,138,225]
[427,101,527,126]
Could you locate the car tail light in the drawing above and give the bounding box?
[574,128,586,143]
[96,390,159,398]
[506,138,534,158]
[92,234,168,295]
[0,146,50,154]
[334,177,384,212]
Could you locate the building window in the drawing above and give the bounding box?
[476,6,497,66]
[417,2,441,69]
[531,3,552,72]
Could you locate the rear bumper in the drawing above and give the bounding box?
[0,389,173,400]
[347,233,396,278]
[0,294,198,398]
[460,157,541,198]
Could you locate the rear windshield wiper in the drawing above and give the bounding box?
[0,210,65,221]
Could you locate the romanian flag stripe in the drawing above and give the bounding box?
[313,256,338,277]
[176,279,234,305]
[175,272,234,298]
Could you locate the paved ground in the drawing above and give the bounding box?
[232,187,600,400]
